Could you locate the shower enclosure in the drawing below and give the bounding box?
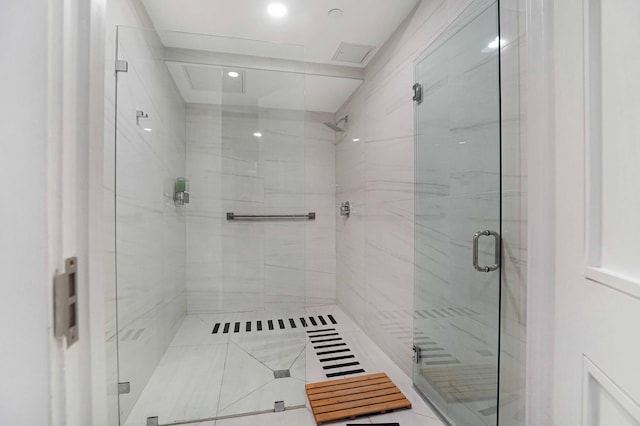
[413,1,502,425]
[113,27,309,425]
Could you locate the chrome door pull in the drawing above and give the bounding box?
[473,230,500,272]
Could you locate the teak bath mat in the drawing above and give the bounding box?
[305,372,411,425]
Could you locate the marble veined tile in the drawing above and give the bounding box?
[169,315,229,347]
[216,342,276,412]
[217,377,307,417]
[123,344,227,426]
[212,408,442,426]
[209,407,317,426]
[289,341,308,382]
[122,305,445,426]
[305,270,336,307]
[229,331,306,372]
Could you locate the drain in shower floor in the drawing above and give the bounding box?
[212,314,338,334]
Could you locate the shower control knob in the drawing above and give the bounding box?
[340,201,351,217]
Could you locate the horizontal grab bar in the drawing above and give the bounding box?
[226,212,316,221]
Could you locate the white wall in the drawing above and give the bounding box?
[0,2,52,423]
[552,0,640,424]
[1,0,108,425]
[185,105,336,313]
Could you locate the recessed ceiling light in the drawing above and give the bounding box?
[253,132,263,137]
[228,71,239,78]
[328,8,343,18]
[143,128,152,132]
[267,3,288,18]
[352,138,360,142]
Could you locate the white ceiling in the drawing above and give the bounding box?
[167,62,363,113]
[141,0,420,66]
[140,0,418,113]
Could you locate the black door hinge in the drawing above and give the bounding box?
[413,83,423,104]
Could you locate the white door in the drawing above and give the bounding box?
[554,0,640,424]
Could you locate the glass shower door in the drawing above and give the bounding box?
[114,26,308,426]
[218,63,307,418]
[413,2,501,425]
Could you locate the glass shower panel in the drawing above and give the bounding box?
[219,63,307,417]
[113,26,190,425]
[114,27,306,425]
[413,2,501,425]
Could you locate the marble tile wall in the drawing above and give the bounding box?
[336,0,472,379]
[304,112,337,307]
[184,104,223,313]
[335,4,527,423]
[103,1,188,422]
[185,106,336,313]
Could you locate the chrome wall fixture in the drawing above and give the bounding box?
[174,177,190,205]
[340,201,351,217]
[323,115,349,132]
[226,212,316,221]
[136,109,148,124]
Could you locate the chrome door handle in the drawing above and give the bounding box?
[473,230,500,272]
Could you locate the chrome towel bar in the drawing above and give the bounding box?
[226,212,316,221]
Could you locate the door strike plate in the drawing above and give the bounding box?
[54,257,79,347]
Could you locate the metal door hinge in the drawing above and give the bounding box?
[413,83,423,104]
[118,382,131,395]
[413,345,422,364]
[54,257,79,347]
[115,59,128,72]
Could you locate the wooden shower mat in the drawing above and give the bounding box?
[305,372,412,425]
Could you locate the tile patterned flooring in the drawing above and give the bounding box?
[123,305,443,426]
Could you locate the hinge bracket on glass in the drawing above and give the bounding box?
[413,83,423,104]
[115,59,128,73]
[413,345,422,364]
[118,382,130,394]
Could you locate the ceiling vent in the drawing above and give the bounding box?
[332,42,375,64]
[184,65,245,93]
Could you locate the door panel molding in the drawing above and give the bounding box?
[584,0,640,287]
[582,356,640,426]
[585,267,640,302]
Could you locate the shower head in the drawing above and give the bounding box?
[324,115,348,132]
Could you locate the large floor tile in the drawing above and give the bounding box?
[123,344,227,426]
[124,305,444,426]
[217,342,275,412]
